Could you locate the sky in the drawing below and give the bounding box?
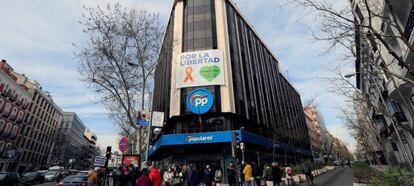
[0,0,356,152]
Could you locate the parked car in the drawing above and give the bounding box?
[19,171,45,185]
[68,170,79,175]
[76,171,89,176]
[44,171,60,182]
[0,172,19,186]
[37,170,48,176]
[56,175,87,186]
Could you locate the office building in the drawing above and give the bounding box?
[150,0,311,176]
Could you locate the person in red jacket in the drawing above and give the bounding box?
[149,165,162,186]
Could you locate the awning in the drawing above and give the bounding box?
[148,130,312,157]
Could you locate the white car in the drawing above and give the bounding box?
[44,171,59,182]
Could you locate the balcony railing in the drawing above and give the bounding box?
[404,4,414,40]
[393,111,408,123]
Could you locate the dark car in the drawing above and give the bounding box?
[0,172,19,186]
[56,175,87,186]
[19,172,45,185]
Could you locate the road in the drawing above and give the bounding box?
[299,167,353,186]
[32,182,55,186]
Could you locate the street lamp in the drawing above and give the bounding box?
[344,72,357,78]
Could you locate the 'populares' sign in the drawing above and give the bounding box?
[176,49,225,88]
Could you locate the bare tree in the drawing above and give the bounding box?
[288,0,414,137]
[75,3,164,154]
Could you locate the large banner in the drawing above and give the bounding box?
[176,49,225,88]
[122,154,141,168]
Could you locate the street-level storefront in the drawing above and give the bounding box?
[149,130,312,183]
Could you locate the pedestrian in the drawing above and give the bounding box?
[347,160,352,168]
[190,164,199,186]
[212,163,223,186]
[163,166,174,186]
[243,161,253,186]
[284,165,293,186]
[129,164,139,186]
[239,161,246,186]
[137,170,150,186]
[271,162,281,186]
[251,162,261,186]
[302,161,313,186]
[262,164,272,186]
[170,165,183,186]
[227,162,237,186]
[184,164,192,186]
[88,167,101,186]
[119,166,131,186]
[149,165,162,186]
[203,164,213,186]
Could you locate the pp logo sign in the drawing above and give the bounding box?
[186,88,214,114]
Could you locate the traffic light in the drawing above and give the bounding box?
[106,146,112,158]
[231,131,241,158]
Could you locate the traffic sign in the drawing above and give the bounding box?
[151,111,165,127]
[93,156,107,167]
[136,111,149,126]
[119,137,128,152]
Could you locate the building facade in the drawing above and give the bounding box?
[50,112,93,168]
[150,0,311,174]
[0,60,32,171]
[13,73,64,172]
[304,106,324,163]
[352,0,414,166]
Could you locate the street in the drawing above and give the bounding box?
[299,167,353,186]
[32,182,55,186]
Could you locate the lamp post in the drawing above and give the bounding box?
[127,62,146,160]
[345,72,413,169]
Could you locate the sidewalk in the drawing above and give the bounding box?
[298,167,353,186]
[370,165,389,172]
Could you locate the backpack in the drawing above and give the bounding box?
[214,169,222,181]
[287,168,292,176]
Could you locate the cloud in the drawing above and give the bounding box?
[0,0,357,152]
[329,123,357,152]
[234,0,356,149]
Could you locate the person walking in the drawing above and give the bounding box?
[227,162,237,186]
[129,164,139,186]
[137,170,150,186]
[271,163,281,186]
[149,165,162,186]
[213,164,223,186]
[243,161,253,186]
[239,161,246,186]
[284,165,293,186]
[170,165,183,186]
[302,162,313,186]
[203,164,213,186]
[251,162,261,186]
[163,166,174,186]
[88,167,101,186]
[119,166,131,186]
[262,164,272,186]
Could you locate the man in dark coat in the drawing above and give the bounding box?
[271,162,281,186]
[227,162,237,186]
[203,164,213,186]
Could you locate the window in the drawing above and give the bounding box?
[183,0,217,51]
[3,103,11,117]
